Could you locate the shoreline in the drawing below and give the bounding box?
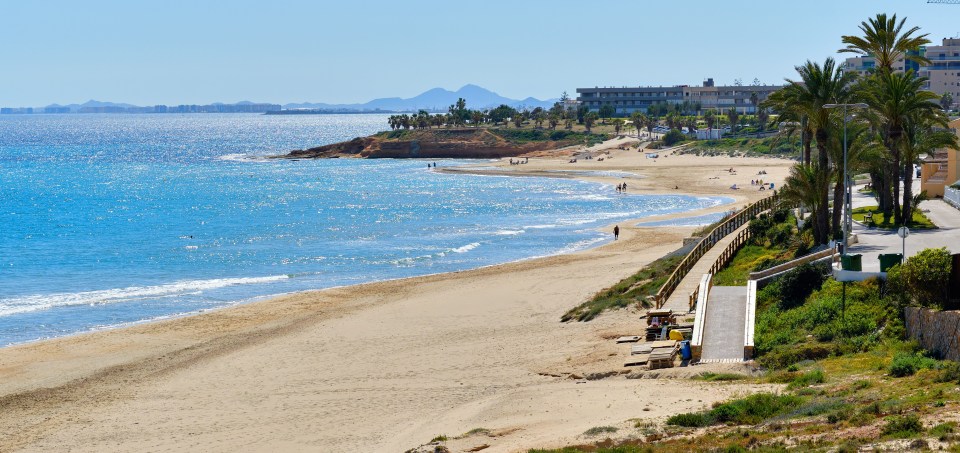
[0,143,796,452]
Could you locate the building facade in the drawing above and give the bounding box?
[843,37,960,109]
[575,78,783,116]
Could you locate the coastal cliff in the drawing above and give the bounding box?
[280,128,607,159]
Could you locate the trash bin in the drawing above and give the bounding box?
[841,254,862,271]
[680,340,692,360]
[879,253,903,272]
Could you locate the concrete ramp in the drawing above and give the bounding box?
[700,285,748,362]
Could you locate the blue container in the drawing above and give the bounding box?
[680,340,692,360]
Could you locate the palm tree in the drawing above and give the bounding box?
[761,58,853,244]
[630,112,645,138]
[584,112,599,133]
[859,70,946,224]
[840,13,930,74]
[612,118,624,135]
[726,108,740,134]
[703,110,716,131]
[899,118,958,224]
[780,163,832,244]
[826,118,885,236]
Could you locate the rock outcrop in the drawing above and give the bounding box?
[281,128,587,159]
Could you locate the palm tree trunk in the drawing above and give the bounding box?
[815,132,831,244]
[901,162,914,226]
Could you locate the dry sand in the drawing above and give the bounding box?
[0,141,794,452]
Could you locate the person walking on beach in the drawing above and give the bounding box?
[613,225,620,240]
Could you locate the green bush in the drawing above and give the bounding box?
[889,352,939,377]
[709,393,805,425]
[787,369,825,389]
[889,248,952,309]
[776,262,830,310]
[662,129,687,146]
[666,412,714,427]
[882,414,924,438]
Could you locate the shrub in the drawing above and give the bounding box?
[666,412,714,427]
[895,247,952,309]
[787,369,825,389]
[936,361,960,383]
[889,352,939,377]
[662,129,687,146]
[582,426,618,436]
[882,414,924,438]
[776,262,830,310]
[709,393,805,425]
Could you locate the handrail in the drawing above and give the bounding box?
[690,273,712,361]
[744,280,757,359]
[653,192,779,308]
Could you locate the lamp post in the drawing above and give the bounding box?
[823,103,869,257]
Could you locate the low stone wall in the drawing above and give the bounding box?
[903,307,960,361]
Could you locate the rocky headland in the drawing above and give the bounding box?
[277,128,608,159]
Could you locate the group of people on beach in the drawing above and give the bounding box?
[508,158,529,165]
[615,182,628,193]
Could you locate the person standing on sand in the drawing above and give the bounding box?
[613,225,620,240]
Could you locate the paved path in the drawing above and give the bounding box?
[700,286,747,362]
[849,181,960,271]
[662,222,751,313]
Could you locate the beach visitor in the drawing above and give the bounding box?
[613,225,620,240]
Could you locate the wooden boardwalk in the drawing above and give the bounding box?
[661,223,751,313]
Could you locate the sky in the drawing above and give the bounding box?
[2,0,959,106]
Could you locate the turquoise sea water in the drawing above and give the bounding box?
[0,114,730,346]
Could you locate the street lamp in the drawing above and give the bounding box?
[823,103,869,257]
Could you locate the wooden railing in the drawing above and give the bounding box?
[653,192,779,309]
[708,228,751,276]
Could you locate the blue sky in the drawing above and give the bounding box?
[2,0,958,106]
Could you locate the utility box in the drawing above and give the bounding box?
[879,253,903,272]
[841,254,862,272]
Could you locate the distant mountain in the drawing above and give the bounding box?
[284,85,558,112]
[27,86,557,113]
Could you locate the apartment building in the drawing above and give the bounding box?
[575,78,783,115]
[843,37,960,109]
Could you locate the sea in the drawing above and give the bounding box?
[0,113,730,346]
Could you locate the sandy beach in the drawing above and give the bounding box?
[0,141,795,452]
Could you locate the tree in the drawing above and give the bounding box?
[941,92,954,111]
[576,104,589,124]
[704,110,716,131]
[899,117,958,224]
[780,163,832,245]
[512,110,526,128]
[584,112,599,133]
[825,118,884,237]
[598,104,615,123]
[840,13,931,73]
[726,108,740,134]
[488,104,517,126]
[757,107,770,132]
[548,113,560,130]
[612,118,625,135]
[860,70,946,225]
[630,112,645,138]
[761,57,853,244]
[470,110,485,127]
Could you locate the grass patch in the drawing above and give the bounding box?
[712,245,790,286]
[786,369,825,389]
[583,426,619,436]
[430,434,448,442]
[562,251,683,322]
[682,136,797,157]
[696,372,748,382]
[851,205,936,229]
[889,351,939,377]
[667,393,805,427]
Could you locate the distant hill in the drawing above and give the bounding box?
[28,86,557,113]
[284,85,557,112]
